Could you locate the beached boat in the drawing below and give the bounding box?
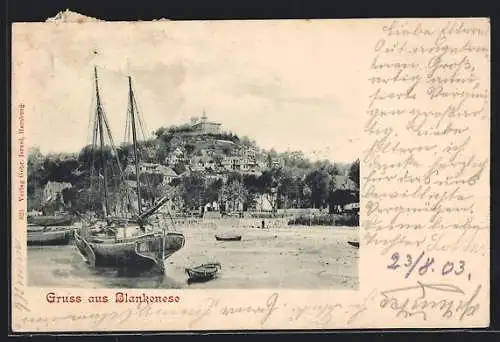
[215,233,242,241]
[74,67,185,274]
[27,225,73,246]
[74,225,185,272]
[347,241,359,248]
[28,214,74,227]
[185,262,222,283]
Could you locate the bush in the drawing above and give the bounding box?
[335,213,359,226]
[248,212,289,219]
[288,213,358,227]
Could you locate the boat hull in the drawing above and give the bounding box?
[186,271,216,283]
[28,215,74,227]
[27,227,73,246]
[74,230,185,274]
[347,241,360,248]
[215,234,242,241]
[185,263,221,283]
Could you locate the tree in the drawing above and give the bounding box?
[240,136,256,148]
[266,154,273,169]
[42,154,79,184]
[77,145,118,179]
[178,173,205,210]
[277,169,295,210]
[291,176,305,208]
[27,147,47,210]
[242,174,260,209]
[155,144,169,165]
[154,127,166,138]
[348,159,360,188]
[302,185,312,208]
[116,144,133,168]
[169,136,183,150]
[139,172,164,205]
[219,179,248,212]
[304,169,332,209]
[28,186,44,211]
[257,168,285,213]
[184,143,196,156]
[204,178,223,204]
[221,145,232,155]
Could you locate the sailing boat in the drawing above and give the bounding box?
[74,67,185,275]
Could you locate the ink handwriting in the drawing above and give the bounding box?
[379,282,481,321]
[17,284,482,329]
[364,19,489,261]
[387,251,470,280]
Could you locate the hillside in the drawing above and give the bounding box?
[27,118,360,216]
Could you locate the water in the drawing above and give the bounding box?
[27,245,185,289]
[27,223,359,289]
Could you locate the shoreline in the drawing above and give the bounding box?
[28,224,359,290]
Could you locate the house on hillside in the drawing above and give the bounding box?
[239,148,258,171]
[162,167,179,184]
[142,144,158,161]
[271,158,284,168]
[206,172,227,182]
[222,156,238,171]
[242,147,257,158]
[178,170,191,179]
[330,174,359,214]
[240,169,263,177]
[334,175,358,191]
[166,147,185,166]
[241,156,258,171]
[43,181,72,203]
[189,163,205,172]
[257,160,268,170]
[124,162,179,185]
[204,201,220,213]
[190,112,221,134]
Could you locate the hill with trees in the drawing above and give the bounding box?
[27,124,360,217]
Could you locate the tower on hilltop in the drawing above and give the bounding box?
[191,109,221,134]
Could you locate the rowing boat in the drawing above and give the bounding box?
[185,262,221,283]
[347,241,359,248]
[215,233,242,241]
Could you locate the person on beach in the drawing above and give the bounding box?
[262,220,265,229]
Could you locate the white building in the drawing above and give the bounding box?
[43,181,72,203]
[166,147,185,166]
[255,194,273,211]
[191,112,221,134]
[124,163,179,184]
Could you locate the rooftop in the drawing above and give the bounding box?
[333,175,358,191]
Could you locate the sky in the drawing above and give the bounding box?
[13,20,368,164]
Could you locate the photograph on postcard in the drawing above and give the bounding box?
[11,16,490,332]
[19,18,360,291]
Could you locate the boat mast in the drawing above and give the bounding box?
[94,66,110,217]
[128,76,142,215]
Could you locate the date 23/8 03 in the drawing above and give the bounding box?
[387,251,471,280]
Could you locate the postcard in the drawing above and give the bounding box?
[11,13,490,331]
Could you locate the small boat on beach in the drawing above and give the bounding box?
[28,214,74,227]
[215,233,242,241]
[185,262,222,283]
[347,241,359,248]
[27,225,73,246]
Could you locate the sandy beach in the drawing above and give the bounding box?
[27,219,359,290]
